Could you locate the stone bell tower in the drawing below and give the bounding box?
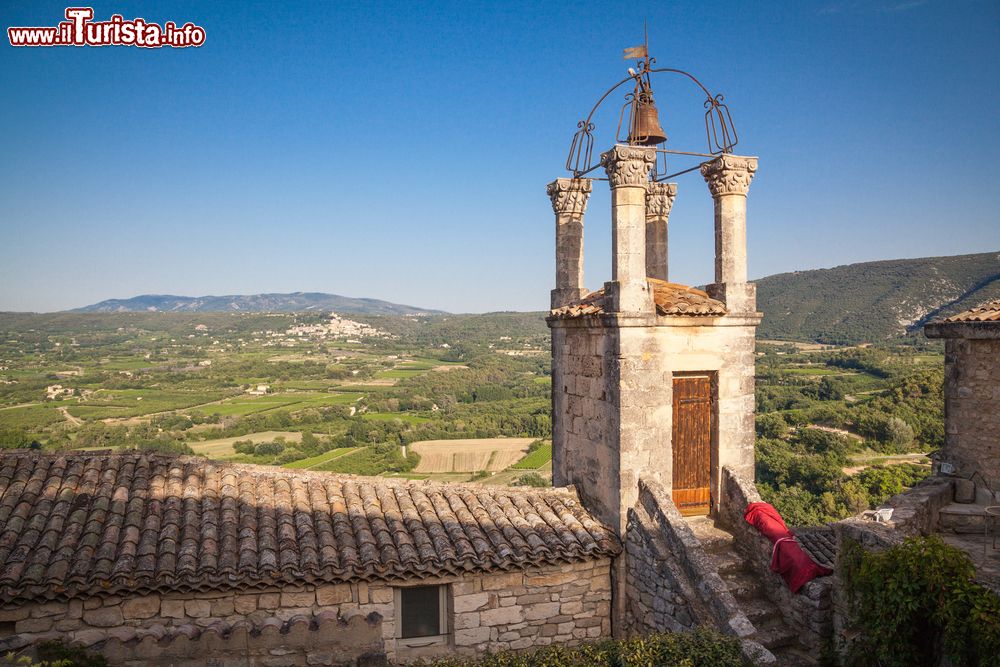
[547,141,761,535]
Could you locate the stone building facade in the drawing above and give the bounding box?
[0,452,618,665]
[547,147,761,533]
[924,299,1000,494]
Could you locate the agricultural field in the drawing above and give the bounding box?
[411,437,535,473]
[284,447,362,470]
[511,441,552,469]
[189,431,303,459]
[67,389,234,419]
[0,310,944,511]
[195,392,363,417]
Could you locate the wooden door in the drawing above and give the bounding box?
[672,376,712,516]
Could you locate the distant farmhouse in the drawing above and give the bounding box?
[44,384,74,400]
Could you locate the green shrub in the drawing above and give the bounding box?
[232,439,255,454]
[841,535,1000,667]
[513,472,550,487]
[274,448,308,464]
[253,440,285,456]
[0,640,110,666]
[414,628,749,666]
[133,439,194,456]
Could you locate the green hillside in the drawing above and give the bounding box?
[756,251,1000,344]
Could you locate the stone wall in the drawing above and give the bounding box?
[623,501,700,635]
[942,337,1000,492]
[550,322,620,533]
[0,559,612,666]
[719,467,833,655]
[622,479,771,663]
[447,558,612,657]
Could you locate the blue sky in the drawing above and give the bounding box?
[1,0,998,313]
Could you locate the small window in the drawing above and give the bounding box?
[396,584,449,641]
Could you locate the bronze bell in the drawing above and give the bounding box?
[629,98,667,146]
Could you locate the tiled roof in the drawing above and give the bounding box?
[0,452,620,604]
[793,527,836,569]
[550,279,727,318]
[943,299,1000,322]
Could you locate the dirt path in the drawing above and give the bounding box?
[0,402,40,411]
[843,452,929,476]
[59,406,82,426]
[806,424,864,440]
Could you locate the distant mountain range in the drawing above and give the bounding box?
[67,251,1000,343]
[71,292,445,316]
[756,251,1000,344]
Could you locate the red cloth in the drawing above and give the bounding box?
[743,501,833,593]
[743,501,792,542]
[770,537,833,593]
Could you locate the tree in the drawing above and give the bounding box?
[756,413,788,439]
[817,376,846,401]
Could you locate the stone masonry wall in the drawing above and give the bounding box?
[623,501,700,635]
[552,316,758,533]
[628,479,757,640]
[448,558,612,658]
[0,559,612,666]
[943,338,1000,491]
[551,323,619,532]
[618,319,758,518]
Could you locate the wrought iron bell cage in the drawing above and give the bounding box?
[565,54,739,182]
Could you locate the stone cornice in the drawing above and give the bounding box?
[700,155,758,197]
[546,178,593,216]
[600,145,656,188]
[645,182,677,220]
[924,321,1000,340]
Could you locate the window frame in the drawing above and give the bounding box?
[393,583,451,649]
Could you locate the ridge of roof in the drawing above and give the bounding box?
[942,299,1000,323]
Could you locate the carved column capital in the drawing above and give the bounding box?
[600,145,656,188]
[700,155,758,198]
[645,182,677,221]
[546,178,593,216]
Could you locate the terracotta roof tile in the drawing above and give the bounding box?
[550,279,726,318]
[793,526,836,569]
[943,299,1000,322]
[0,452,619,604]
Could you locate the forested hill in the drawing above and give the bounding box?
[756,251,1000,344]
[71,293,444,316]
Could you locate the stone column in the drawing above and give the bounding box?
[547,178,593,309]
[701,155,758,313]
[645,182,676,282]
[601,145,657,313]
